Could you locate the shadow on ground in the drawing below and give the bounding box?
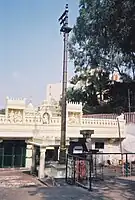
[21,178,135,200]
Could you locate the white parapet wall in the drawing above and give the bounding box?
[0,115,126,139]
[0,96,126,142]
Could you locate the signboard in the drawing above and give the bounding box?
[73,146,83,154]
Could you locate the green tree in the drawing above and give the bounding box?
[0,109,5,114]
[67,69,111,114]
[69,0,135,79]
[106,0,135,54]
[68,0,135,113]
[104,0,135,79]
[108,82,135,113]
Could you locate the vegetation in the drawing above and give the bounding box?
[0,109,5,115]
[67,0,135,114]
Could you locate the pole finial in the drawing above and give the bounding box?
[65,3,68,10]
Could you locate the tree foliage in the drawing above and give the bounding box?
[0,109,5,115]
[108,82,135,112]
[67,0,135,113]
[67,69,111,114]
[69,0,135,78]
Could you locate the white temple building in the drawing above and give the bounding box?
[0,93,126,178]
[0,83,129,178]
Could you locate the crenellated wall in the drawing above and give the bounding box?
[6,96,26,109]
[0,97,126,140]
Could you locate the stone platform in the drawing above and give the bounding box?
[44,164,66,179]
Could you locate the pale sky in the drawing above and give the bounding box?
[0,0,79,108]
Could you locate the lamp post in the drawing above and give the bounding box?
[58,4,72,164]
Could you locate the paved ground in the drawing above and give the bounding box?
[0,170,43,200]
[0,171,135,200]
[0,171,40,188]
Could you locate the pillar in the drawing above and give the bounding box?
[38,147,46,179]
[25,144,33,169]
[31,145,36,174]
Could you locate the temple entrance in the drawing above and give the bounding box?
[0,140,26,168]
[45,147,58,162]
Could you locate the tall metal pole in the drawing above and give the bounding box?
[58,4,72,164]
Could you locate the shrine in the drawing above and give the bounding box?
[0,95,126,179]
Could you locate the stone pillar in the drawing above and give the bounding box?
[38,147,46,179]
[25,144,33,169]
[31,145,36,174]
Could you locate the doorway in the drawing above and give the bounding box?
[0,140,26,168]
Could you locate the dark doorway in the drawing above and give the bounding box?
[45,147,58,161]
[0,140,26,168]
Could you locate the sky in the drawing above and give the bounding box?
[0,0,79,107]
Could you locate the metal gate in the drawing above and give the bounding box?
[0,140,26,168]
[66,153,135,191]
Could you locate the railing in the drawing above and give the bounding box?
[83,112,135,124]
[25,117,61,125]
[82,118,118,127]
[66,153,100,191]
[0,114,125,129]
[25,117,125,129]
[66,153,135,191]
[50,117,61,125]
